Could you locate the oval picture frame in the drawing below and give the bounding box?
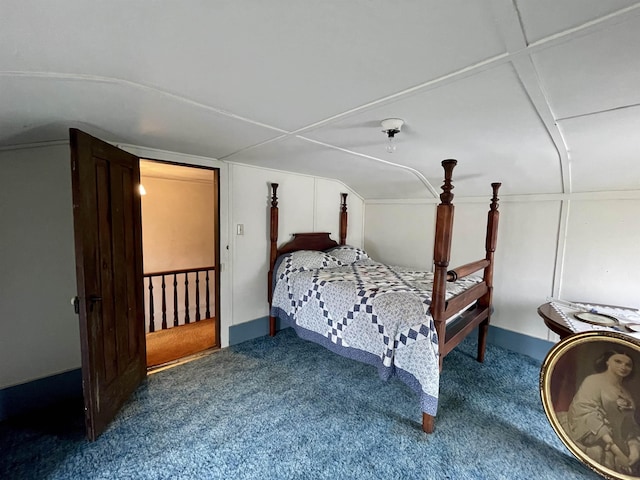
[574,311,620,327]
[540,331,640,480]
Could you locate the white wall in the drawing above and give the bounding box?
[489,200,562,340]
[364,192,640,343]
[0,144,79,389]
[364,203,435,269]
[229,163,364,330]
[0,143,365,389]
[315,178,363,248]
[561,198,640,307]
[140,175,216,273]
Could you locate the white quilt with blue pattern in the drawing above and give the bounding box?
[270,246,481,416]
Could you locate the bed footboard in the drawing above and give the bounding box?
[430,160,501,368]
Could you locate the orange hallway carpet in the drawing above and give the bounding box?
[146,318,216,368]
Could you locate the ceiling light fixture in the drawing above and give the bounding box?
[381,118,404,153]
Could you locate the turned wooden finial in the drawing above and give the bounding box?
[440,159,457,204]
[270,183,279,208]
[490,183,501,211]
[340,193,347,212]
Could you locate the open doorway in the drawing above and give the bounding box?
[139,159,220,369]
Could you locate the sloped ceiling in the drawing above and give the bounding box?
[2,0,639,199]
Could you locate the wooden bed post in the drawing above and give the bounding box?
[422,413,435,434]
[477,183,501,362]
[339,193,348,246]
[422,159,457,433]
[430,159,457,372]
[268,183,279,337]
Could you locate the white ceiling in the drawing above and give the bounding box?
[2,0,640,199]
[139,159,214,184]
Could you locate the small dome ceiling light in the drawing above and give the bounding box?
[381,118,404,153]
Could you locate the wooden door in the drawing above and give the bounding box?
[70,128,146,441]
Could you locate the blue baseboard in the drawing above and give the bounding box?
[487,326,554,362]
[228,316,281,346]
[230,317,555,362]
[0,321,553,423]
[0,369,83,423]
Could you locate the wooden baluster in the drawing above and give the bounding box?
[205,270,211,319]
[143,267,217,331]
[173,273,179,327]
[184,273,190,324]
[195,271,201,321]
[148,277,155,333]
[161,275,167,330]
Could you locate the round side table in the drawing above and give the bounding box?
[537,302,573,339]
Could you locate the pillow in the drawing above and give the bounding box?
[326,245,371,264]
[279,250,344,273]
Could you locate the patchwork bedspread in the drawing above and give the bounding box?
[270,247,481,416]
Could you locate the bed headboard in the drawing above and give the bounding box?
[277,232,339,256]
[267,183,348,305]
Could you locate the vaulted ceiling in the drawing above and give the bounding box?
[2,1,639,199]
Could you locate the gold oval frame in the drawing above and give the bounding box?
[540,331,640,480]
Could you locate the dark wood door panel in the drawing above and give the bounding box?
[70,128,146,441]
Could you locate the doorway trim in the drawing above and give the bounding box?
[140,159,221,364]
[115,144,231,348]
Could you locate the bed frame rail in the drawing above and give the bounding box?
[446,259,490,282]
[444,283,489,319]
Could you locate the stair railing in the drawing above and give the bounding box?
[143,266,215,333]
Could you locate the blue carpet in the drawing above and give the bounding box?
[0,328,598,479]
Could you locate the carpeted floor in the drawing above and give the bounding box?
[0,328,599,479]
[146,318,217,368]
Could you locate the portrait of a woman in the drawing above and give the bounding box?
[566,349,640,476]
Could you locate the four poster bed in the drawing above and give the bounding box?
[267,159,501,433]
